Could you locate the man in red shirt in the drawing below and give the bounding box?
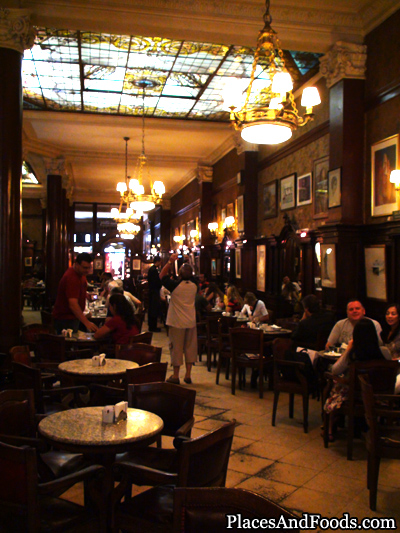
[52,253,98,334]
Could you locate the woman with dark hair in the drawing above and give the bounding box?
[324,318,391,440]
[380,303,400,358]
[94,293,139,344]
[205,283,225,310]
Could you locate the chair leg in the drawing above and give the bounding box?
[216,355,221,384]
[231,362,236,395]
[369,455,381,511]
[302,394,309,433]
[289,393,294,418]
[323,411,330,448]
[347,414,354,460]
[272,391,279,426]
[258,368,264,399]
[207,346,212,372]
[225,359,230,380]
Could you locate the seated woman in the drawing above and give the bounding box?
[226,286,243,314]
[205,283,225,310]
[94,293,140,345]
[380,303,400,394]
[240,292,269,323]
[324,318,392,441]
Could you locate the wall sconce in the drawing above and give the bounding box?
[208,222,218,237]
[223,216,235,230]
[190,229,198,240]
[390,170,400,216]
[173,235,185,243]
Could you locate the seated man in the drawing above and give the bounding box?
[240,292,269,324]
[325,299,382,350]
[291,295,335,349]
[195,286,212,321]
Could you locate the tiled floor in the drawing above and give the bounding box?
[23,310,400,531]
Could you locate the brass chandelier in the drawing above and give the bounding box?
[228,0,321,145]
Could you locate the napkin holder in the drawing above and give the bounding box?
[92,353,106,366]
[102,405,115,424]
[61,329,73,338]
[102,401,128,424]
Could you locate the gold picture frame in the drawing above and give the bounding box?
[371,134,399,217]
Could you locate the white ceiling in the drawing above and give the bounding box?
[18,0,400,204]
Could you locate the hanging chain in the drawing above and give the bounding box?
[141,88,146,157]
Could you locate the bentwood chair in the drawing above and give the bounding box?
[205,315,220,371]
[111,420,236,533]
[230,327,270,398]
[323,359,398,459]
[172,487,300,532]
[115,342,162,365]
[359,375,400,510]
[21,324,53,353]
[127,331,153,345]
[215,316,237,384]
[0,440,106,532]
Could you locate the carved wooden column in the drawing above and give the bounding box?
[0,9,35,351]
[45,174,64,307]
[197,165,214,274]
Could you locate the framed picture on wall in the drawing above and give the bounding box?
[236,195,244,232]
[313,155,329,218]
[364,245,387,300]
[296,172,312,206]
[93,257,103,270]
[320,244,336,288]
[328,167,341,208]
[211,259,217,277]
[227,202,234,217]
[221,208,226,223]
[24,257,33,267]
[371,134,399,217]
[256,245,266,292]
[235,248,241,279]
[132,259,141,270]
[280,173,296,210]
[262,181,277,219]
[180,224,185,238]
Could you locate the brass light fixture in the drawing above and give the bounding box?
[227,0,321,145]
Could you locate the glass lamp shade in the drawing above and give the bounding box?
[301,87,321,109]
[111,207,119,218]
[241,123,292,145]
[153,181,165,196]
[390,170,400,188]
[222,78,247,110]
[130,200,155,212]
[208,222,218,232]
[271,72,293,94]
[190,229,198,238]
[224,216,235,228]
[116,182,127,194]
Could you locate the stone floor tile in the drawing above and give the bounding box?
[259,461,319,487]
[240,441,295,461]
[303,471,365,499]
[236,476,298,502]
[281,487,350,517]
[228,452,273,475]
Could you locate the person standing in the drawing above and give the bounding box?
[147,256,162,332]
[160,253,197,384]
[52,253,98,334]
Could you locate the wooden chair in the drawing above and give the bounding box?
[127,331,153,345]
[172,487,300,532]
[0,440,106,532]
[271,338,312,433]
[230,327,271,398]
[35,333,66,363]
[12,362,88,415]
[323,359,398,460]
[216,316,237,384]
[206,315,220,371]
[111,420,236,533]
[88,362,168,406]
[115,342,162,366]
[10,345,32,366]
[0,389,88,483]
[359,375,400,510]
[21,324,53,352]
[196,320,207,363]
[40,309,55,331]
[134,311,145,332]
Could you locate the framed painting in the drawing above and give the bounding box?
[221,208,226,223]
[236,195,244,232]
[364,245,387,300]
[313,156,329,218]
[211,258,217,277]
[93,257,103,270]
[256,244,266,292]
[132,259,141,270]
[262,181,277,219]
[227,202,234,217]
[24,257,32,267]
[235,247,241,279]
[280,173,296,210]
[371,134,398,217]
[180,224,186,239]
[328,167,341,208]
[320,244,336,288]
[296,172,312,207]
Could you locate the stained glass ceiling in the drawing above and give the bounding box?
[22,28,321,121]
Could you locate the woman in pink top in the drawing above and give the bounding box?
[94,294,139,344]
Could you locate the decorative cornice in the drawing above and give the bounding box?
[320,42,367,89]
[197,165,213,183]
[0,8,36,53]
[44,156,66,176]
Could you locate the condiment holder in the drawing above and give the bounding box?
[102,401,128,424]
[61,329,73,338]
[92,353,106,366]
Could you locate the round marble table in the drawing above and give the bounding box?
[59,358,139,383]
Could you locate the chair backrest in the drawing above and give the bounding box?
[21,324,53,348]
[176,420,236,487]
[134,312,145,333]
[12,362,44,414]
[229,327,264,356]
[358,375,379,445]
[272,338,293,361]
[127,331,153,345]
[349,359,398,402]
[172,487,300,532]
[206,316,220,339]
[35,334,66,363]
[219,316,237,334]
[116,343,162,366]
[10,345,32,366]
[40,310,55,330]
[0,389,36,437]
[126,362,168,385]
[128,382,196,438]
[0,440,38,531]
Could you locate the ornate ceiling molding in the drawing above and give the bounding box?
[320,41,367,89]
[0,8,36,53]
[197,165,213,184]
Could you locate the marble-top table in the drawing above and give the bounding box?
[59,358,138,383]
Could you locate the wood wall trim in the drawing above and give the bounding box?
[258,121,330,172]
[212,176,237,194]
[173,199,200,218]
[365,79,400,111]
